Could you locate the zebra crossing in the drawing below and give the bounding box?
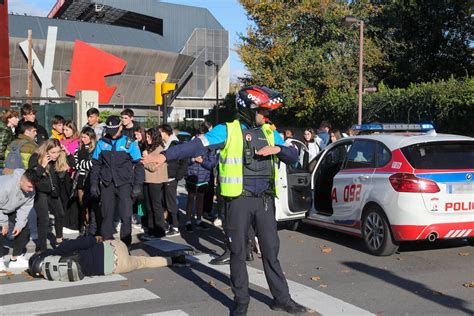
[0,273,189,315]
[0,236,374,316]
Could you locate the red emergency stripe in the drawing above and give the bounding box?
[391,222,474,241]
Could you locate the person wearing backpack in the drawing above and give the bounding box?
[28,235,189,281]
[3,121,38,175]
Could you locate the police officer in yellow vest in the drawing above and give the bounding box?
[143,86,306,315]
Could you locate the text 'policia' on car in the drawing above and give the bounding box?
[276,123,474,256]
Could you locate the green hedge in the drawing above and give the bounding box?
[311,77,474,136]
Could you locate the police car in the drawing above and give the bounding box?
[276,123,474,256]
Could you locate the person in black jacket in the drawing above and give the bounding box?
[158,124,187,237]
[90,116,145,246]
[18,103,48,145]
[29,139,75,252]
[75,127,100,236]
[29,236,189,279]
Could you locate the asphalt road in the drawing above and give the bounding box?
[1,191,473,315]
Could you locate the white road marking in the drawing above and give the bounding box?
[1,288,159,314]
[189,253,374,316]
[0,274,126,295]
[143,310,189,316]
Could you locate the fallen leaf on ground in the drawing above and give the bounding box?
[144,278,153,283]
[463,281,474,288]
[288,235,295,239]
[458,252,470,257]
[320,246,332,253]
[431,291,444,296]
[308,309,317,314]
[298,240,304,244]
[396,257,404,261]
[311,276,321,281]
[340,269,351,273]
[221,287,231,291]
[319,284,328,288]
[208,280,217,288]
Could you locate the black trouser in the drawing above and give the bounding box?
[144,183,166,235]
[100,182,133,245]
[163,180,179,227]
[0,212,30,257]
[35,192,64,252]
[225,195,290,305]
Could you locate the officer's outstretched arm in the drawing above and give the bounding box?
[276,145,299,164]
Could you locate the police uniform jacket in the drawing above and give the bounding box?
[90,135,144,188]
[163,122,298,195]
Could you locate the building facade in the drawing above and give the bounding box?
[7,0,229,122]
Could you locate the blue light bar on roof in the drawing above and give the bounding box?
[352,123,435,132]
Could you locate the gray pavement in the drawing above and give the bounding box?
[1,187,473,315]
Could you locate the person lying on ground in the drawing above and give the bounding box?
[28,235,189,281]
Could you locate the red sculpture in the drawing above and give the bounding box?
[66,40,127,104]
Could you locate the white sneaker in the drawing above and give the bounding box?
[8,254,29,269]
[213,218,222,227]
[0,257,7,275]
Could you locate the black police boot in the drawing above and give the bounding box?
[232,302,248,316]
[270,298,307,314]
[209,247,231,265]
[246,239,254,262]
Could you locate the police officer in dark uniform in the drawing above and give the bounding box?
[90,116,144,246]
[143,86,307,315]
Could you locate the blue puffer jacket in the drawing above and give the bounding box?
[186,148,216,185]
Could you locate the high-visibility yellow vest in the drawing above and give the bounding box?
[219,120,279,198]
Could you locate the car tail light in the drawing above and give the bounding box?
[389,173,440,193]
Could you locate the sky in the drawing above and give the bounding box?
[7,0,251,81]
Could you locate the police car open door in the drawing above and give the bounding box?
[276,139,313,222]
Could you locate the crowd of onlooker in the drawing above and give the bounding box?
[0,103,351,274]
[0,104,223,274]
[282,121,354,169]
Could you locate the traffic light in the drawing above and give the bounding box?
[154,72,176,106]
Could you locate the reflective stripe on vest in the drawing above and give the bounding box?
[218,120,279,198]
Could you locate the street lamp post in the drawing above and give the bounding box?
[344,16,364,125]
[205,60,219,124]
[117,93,125,109]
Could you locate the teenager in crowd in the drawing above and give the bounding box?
[29,139,74,251]
[120,109,136,139]
[142,127,169,238]
[75,127,100,236]
[17,104,48,144]
[184,124,216,232]
[0,109,19,173]
[50,115,65,141]
[159,124,187,236]
[84,108,104,140]
[0,169,38,273]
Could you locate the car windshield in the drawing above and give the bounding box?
[401,141,474,169]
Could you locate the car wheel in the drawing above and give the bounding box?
[362,206,398,256]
